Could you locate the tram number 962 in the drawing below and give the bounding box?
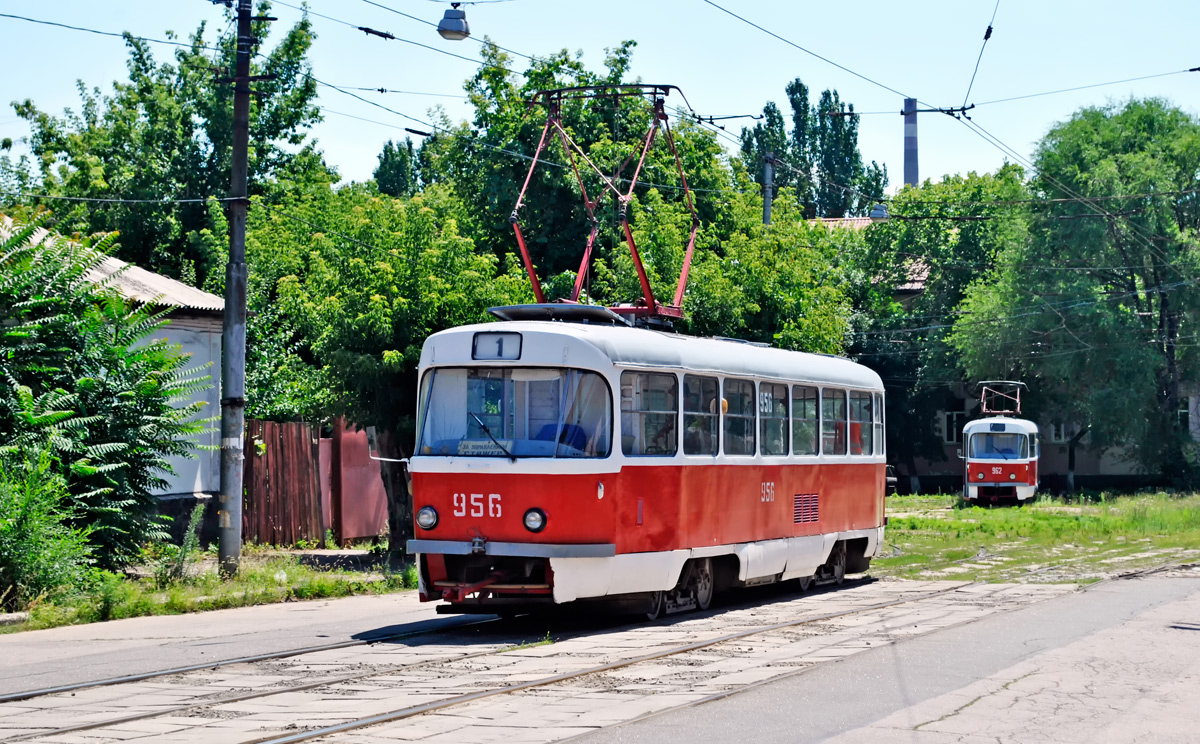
[452,493,502,518]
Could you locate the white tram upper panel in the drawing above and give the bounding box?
[419,320,884,391]
[962,417,1039,437]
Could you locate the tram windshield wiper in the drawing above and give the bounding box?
[470,412,517,462]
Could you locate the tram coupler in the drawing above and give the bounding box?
[441,571,505,603]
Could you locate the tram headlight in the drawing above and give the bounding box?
[978,472,985,480]
[416,506,439,530]
[523,508,547,533]
[1010,473,1016,480]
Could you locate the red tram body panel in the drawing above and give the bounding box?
[962,416,1040,503]
[407,316,887,612]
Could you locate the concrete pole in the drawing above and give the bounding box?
[903,98,918,187]
[762,151,775,226]
[218,0,252,577]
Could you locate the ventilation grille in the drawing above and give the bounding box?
[793,493,819,524]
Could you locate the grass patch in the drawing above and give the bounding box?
[3,553,417,633]
[875,492,1200,583]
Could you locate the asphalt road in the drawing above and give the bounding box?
[577,576,1200,743]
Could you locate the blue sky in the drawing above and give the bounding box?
[2,1,1198,191]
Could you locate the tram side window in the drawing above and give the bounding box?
[849,391,873,455]
[683,375,719,455]
[621,371,678,456]
[873,392,885,456]
[760,383,788,456]
[723,378,756,456]
[792,385,819,455]
[822,388,848,456]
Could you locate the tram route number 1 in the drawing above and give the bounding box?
[452,493,503,518]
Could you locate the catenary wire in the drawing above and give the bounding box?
[962,0,1000,108]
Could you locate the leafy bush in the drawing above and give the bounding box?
[1,214,210,569]
[0,450,92,611]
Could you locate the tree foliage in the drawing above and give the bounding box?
[0,215,208,567]
[741,78,887,218]
[11,5,327,286]
[951,99,1200,481]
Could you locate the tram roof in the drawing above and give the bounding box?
[425,320,884,391]
[963,416,1040,435]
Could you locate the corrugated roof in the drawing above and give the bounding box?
[0,216,224,313]
[87,255,224,313]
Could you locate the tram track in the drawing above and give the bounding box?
[0,577,1103,744]
[0,579,1038,744]
[0,614,496,706]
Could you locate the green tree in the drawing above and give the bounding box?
[11,5,328,286]
[855,166,1031,488]
[247,185,531,563]
[951,99,1200,484]
[375,139,418,198]
[0,215,209,567]
[741,78,887,218]
[418,42,729,289]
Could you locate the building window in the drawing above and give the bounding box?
[792,385,819,455]
[683,374,719,456]
[1048,422,1068,444]
[723,378,756,456]
[940,410,965,445]
[621,371,677,456]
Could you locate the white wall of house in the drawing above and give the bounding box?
[153,313,221,498]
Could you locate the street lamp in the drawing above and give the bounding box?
[438,3,470,40]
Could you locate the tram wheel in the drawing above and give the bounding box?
[692,558,714,611]
[797,575,813,592]
[644,590,665,621]
[829,542,847,585]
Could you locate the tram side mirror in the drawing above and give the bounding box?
[956,448,963,459]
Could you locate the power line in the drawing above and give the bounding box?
[360,0,538,62]
[272,0,500,69]
[974,68,1200,107]
[700,0,912,100]
[0,11,223,52]
[962,0,1000,108]
[0,191,236,205]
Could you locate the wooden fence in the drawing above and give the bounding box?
[241,419,389,546]
[242,420,325,545]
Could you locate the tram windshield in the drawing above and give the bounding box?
[418,367,611,458]
[968,432,1028,460]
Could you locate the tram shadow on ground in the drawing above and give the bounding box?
[351,575,878,647]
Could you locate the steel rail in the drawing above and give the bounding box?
[247,581,979,744]
[563,560,1192,742]
[0,614,493,705]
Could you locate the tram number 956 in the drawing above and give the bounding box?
[452,493,502,518]
[761,482,776,502]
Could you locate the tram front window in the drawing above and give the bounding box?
[419,367,611,457]
[969,432,1028,460]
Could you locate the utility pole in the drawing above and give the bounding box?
[218,0,252,577]
[903,98,918,187]
[762,151,775,226]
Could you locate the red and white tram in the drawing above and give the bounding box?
[962,382,1040,503]
[406,305,888,616]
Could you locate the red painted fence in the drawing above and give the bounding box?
[242,419,389,546]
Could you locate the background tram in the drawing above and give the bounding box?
[962,381,1040,504]
[406,305,888,617]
